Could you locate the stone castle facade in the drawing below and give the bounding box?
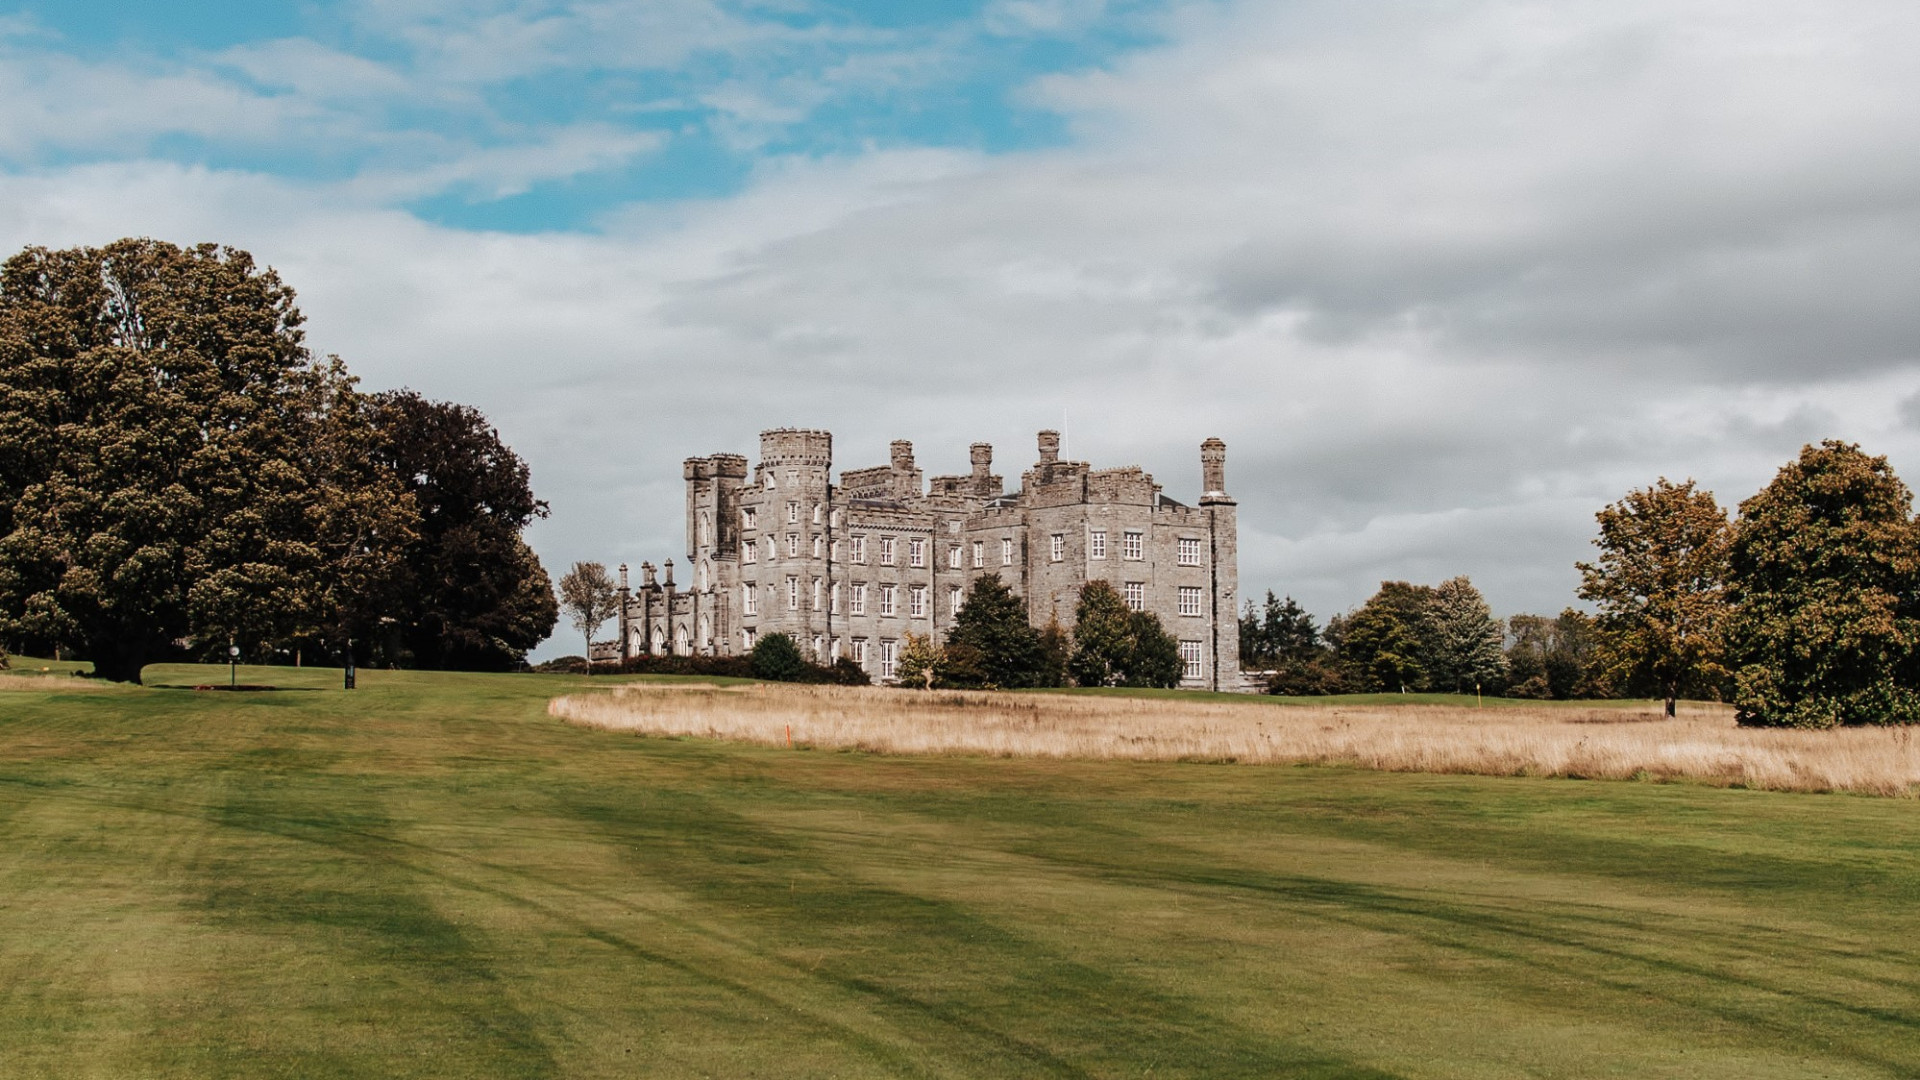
[609,428,1242,690]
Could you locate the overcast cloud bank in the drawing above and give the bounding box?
[3,0,1917,652]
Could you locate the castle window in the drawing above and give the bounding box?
[813,536,824,559]
[813,504,823,524]
[909,585,926,618]
[812,578,822,610]
[812,634,824,659]
[852,535,866,563]
[787,533,799,557]
[948,546,962,570]
[908,537,925,568]
[879,640,898,680]
[1124,582,1145,611]
[1178,538,1201,566]
[744,627,758,649]
[852,638,869,665]
[788,502,799,525]
[786,469,797,484]
[764,472,775,490]
[1180,640,1204,680]
[1124,531,1144,560]
[880,537,896,566]
[949,586,963,615]
[831,509,841,528]
[880,584,897,616]
[765,537,776,562]
[1179,586,1204,617]
[831,583,842,614]
[699,616,711,649]
[699,561,710,591]
[787,577,799,610]
[1001,538,1013,566]
[742,507,756,530]
[743,584,758,616]
[743,541,757,565]
[699,513,711,546]
[1050,534,1065,562]
[851,583,867,615]
[1090,530,1107,559]
[972,541,984,568]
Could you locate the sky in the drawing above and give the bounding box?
[4,0,1919,657]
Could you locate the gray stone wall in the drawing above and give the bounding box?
[614,427,1245,690]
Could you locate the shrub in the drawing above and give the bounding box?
[749,633,808,682]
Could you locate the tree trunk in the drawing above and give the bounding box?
[583,632,593,674]
[1664,694,1677,719]
[88,637,150,684]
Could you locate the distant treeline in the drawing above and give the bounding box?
[1249,440,1920,729]
[1240,583,1602,701]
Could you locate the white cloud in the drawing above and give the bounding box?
[6,0,1920,655]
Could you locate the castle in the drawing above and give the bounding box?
[607,428,1243,690]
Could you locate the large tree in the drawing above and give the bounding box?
[370,391,557,670]
[1067,581,1183,689]
[1336,582,1439,692]
[1426,576,1507,694]
[944,574,1046,689]
[0,239,415,682]
[1576,478,1730,718]
[1727,441,1920,728]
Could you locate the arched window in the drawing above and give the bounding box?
[698,512,711,546]
[698,615,711,649]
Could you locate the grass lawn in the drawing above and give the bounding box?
[2,663,1918,1078]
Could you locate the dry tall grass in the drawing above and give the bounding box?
[549,683,1920,796]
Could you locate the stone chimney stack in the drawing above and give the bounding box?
[618,563,630,591]
[641,562,657,588]
[1201,438,1229,500]
[1037,429,1060,464]
[662,559,675,589]
[969,442,993,480]
[890,439,915,472]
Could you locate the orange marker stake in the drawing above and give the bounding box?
[786,724,792,749]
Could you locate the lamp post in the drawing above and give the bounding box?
[228,644,239,689]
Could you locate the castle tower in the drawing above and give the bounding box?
[1198,438,1239,690]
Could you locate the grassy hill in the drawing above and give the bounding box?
[2,663,1917,1077]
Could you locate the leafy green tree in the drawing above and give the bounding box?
[1336,582,1438,692]
[945,574,1045,688]
[1727,441,1920,727]
[0,239,416,682]
[1035,618,1070,689]
[1577,478,1730,718]
[1125,609,1184,689]
[749,632,808,682]
[895,632,940,689]
[1506,609,1609,699]
[1068,581,1134,687]
[1427,576,1507,693]
[1068,581,1184,688]
[557,561,620,672]
[370,391,557,671]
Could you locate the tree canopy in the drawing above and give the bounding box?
[1728,441,1920,727]
[370,391,556,671]
[0,240,558,681]
[0,239,417,682]
[1068,581,1183,689]
[944,574,1047,688]
[1576,478,1731,717]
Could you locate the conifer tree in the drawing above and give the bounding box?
[1427,576,1507,693]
